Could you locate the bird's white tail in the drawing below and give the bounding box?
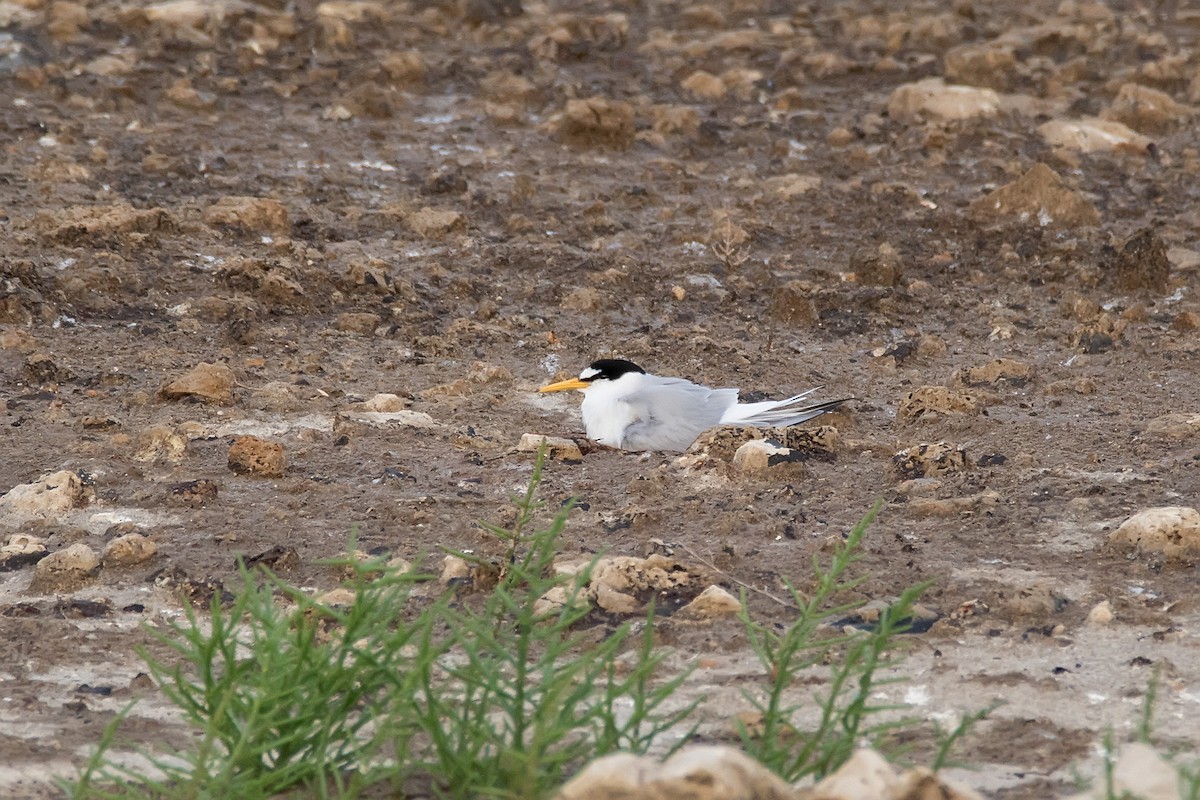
[719,388,847,428]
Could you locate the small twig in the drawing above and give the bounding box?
[676,543,799,611]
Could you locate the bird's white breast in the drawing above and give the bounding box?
[579,373,643,448]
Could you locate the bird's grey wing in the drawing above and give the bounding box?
[620,378,736,451]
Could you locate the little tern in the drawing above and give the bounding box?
[538,359,847,452]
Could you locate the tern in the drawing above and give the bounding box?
[538,359,847,452]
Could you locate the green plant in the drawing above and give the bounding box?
[735,501,932,781]
[403,451,697,799]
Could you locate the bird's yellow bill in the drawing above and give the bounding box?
[538,377,589,393]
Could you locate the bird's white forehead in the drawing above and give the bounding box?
[579,367,600,380]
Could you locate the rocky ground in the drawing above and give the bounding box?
[2,0,1200,796]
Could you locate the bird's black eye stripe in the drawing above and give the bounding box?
[583,359,646,381]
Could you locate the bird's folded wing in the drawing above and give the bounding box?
[621,380,736,451]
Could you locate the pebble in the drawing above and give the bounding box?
[1107,506,1200,561]
[897,386,980,423]
[1085,600,1114,626]
[517,434,583,462]
[732,439,806,476]
[676,585,742,619]
[31,543,100,591]
[0,534,48,572]
[102,533,158,568]
[556,96,636,148]
[891,442,968,480]
[227,435,287,477]
[0,470,89,526]
[159,362,234,405]
[887,78,1000,123]
[1038,117,1152,155]
[968,163,1100,229]
[132,426,188,464]
[558,746,795,800]
[203,196,290,235]
[1103,83,1193,134]
[954,358,1033,387]
[406,207,465,238]
[1144,413,1200,440]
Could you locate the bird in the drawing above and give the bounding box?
[538,358,847,452]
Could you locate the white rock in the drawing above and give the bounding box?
[0,470,87,526]
[1038,117,1152,154]
[32,543,100,589]
[887,78,1000,123]
[678,584,742,619]
[1085,600,1114,626]
[102,533,159,567]
[517,434,583,461]
[1067,742,1179,800]
[732,439,805,474]
[1108,506,1200,560]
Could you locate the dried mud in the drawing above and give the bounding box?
[2,0,1200,797]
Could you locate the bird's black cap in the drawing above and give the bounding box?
[581,359,646,382]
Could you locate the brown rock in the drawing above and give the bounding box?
[517,434,583,462]
[40,204,171,243]
[849,244,902,286]
[227,436,287,478]
[954,358,1033,387]
[943,41,1017,91]
[160,362,234,404]
[333,312,381,334]
[681,70,727,100]
[1113,226,1170,293]
[1144,413,1200,440]
[204,197,290,235]
[406,207,465,238]
[677,585,742,619]
[897,386,980,422]
[133,426,189,464]
[1107,506,1200,561]
[969,163,1100,229]
[1103,83,1193,134]
[558,97,635,148]
[908,491,1001,518]
[891,442,968,480]
[768,280,818,325]
[169,479,220,505]
[31,543,100,591]
[103,533,158,567]
[380,51,426,85]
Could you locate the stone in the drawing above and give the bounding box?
[1086,600,1114,626]
[908,491,1001,518]
[897,386,980,422]
[557,745,795,800]
[203,196,290,235]
[0,534,48,572]
[0,470,88,526]
[1144,413,1200,440]
[849,244,902,287]
[103,533,158,567]
[133,426,189,464]
[1037,117,1153,155]
[170,479,219,505]
[891,442,968,480]
[351,393,409,413]
[1107,506,1200,561]
[954,358,1033,387]
[677,585,742,619]
[250,382,303,412]
[333,312,381,334]
[227,436,287,478]
[969,163,1100,229]
[1112,226,1170,293]
[942,41,1018,91]
[406,207,465,238]
[1067,743,1178,800]
[1103,83,1193,134]
[732,440,807,476]
[768,281,818,325]
[557,97,636,148]
[39,204,171,243]
[887,78,1000,123]
[31,543,100,591]
[159,362,234,404]
[680,70,727,100]
[517,434,584,462]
